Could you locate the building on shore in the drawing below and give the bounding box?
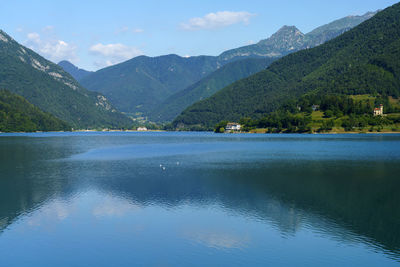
[373,104,383,116]
[137,127,148,131]
[225,123,241,132]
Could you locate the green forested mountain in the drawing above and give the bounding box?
[148,58,274,122]
[78,12,375,121]
[0,89,71,132]
[58,60,93,81]
[0,30,131,129]
[80,54,220,115]
[149,12,376,123]
[173,4,400,129]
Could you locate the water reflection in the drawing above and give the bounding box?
[0,133,399,265]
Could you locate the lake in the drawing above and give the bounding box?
[0,132,399,266]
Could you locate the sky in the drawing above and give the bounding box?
[1,0,398,71]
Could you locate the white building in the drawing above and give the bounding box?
[225,123,241,132]
[373,104,383,116]
[137,127,148,131]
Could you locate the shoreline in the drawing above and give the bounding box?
[1,130,399,134]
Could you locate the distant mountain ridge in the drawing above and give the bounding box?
[80,54,220,116]
[66,11,376,122]
[58,60,93,81]
[172,5,399,128]
[219,11,377,62]
[0,30,131,129]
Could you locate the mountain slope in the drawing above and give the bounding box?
[0,30,131,129]
[219,11,377,62]
[80,54,219,115]
[149,57,274,122]
[0,89,71,132]
[79,12,376,121]
[150,12,376,123]
[218,26,305,62]
[304,11,377,47]
[58,60,92,81]
[173,4,400,129]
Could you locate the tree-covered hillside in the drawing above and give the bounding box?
[148,58,274,122]
[173,4,400,129]
[0,30,131,129]
[0,89,71,132]
[80,54,220,116]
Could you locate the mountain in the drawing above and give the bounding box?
[303,11,377,47]
[0,89,71,132]
[80,54,220,116]
[74,11,377,122]
[0,30,131,129]
[78,11,375,122]
[173,4,400,129]
[148,12,377,123]
[148,57,274,122]
[218,26,305,62]
[218,11,377,62]
[58,60,93,81]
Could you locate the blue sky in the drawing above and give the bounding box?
[1,0,398,70]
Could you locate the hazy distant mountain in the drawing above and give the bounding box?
[218,11,377,62]
[80,11,376,121]
[0,30,131,129]
[173,5,399,128]
[304,11,377,47]
[58,60,93,81]
[218,25,305,62]
[80,54,220,116]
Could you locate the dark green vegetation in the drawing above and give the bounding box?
[0,89,71,132]
[174,4,400,130]
[78,12,375,122]
[149,58,274,122]
[0,30,131,129]
[58,60,93,81]
[236,95,400,133]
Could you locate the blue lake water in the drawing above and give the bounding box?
[0,132,399,266]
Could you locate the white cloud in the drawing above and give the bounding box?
[89,43,143,68]
[24,32,78,63]
[181,11,255,31]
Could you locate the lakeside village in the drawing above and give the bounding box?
[213,99,400,134]
[64,98,400,134]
